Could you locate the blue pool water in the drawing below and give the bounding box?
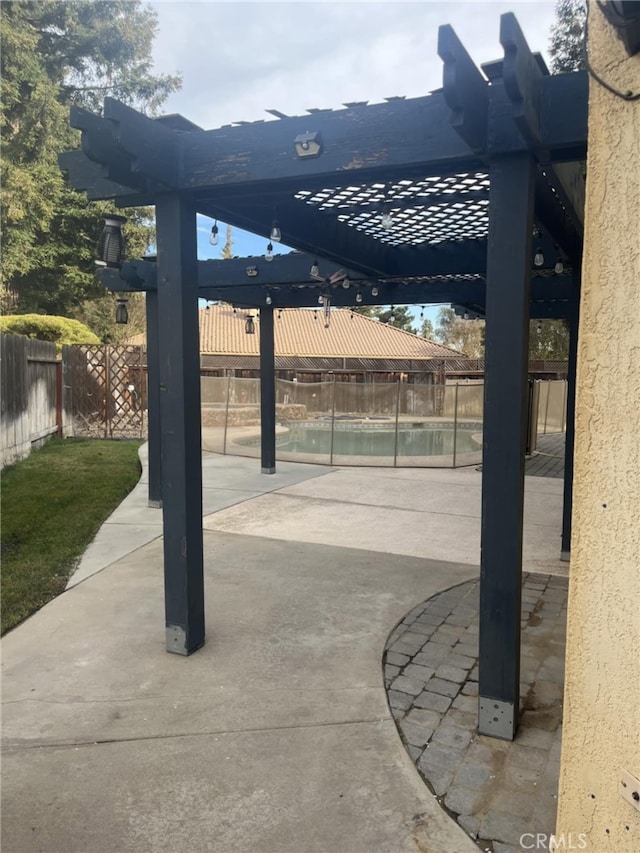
[240,422,482,457]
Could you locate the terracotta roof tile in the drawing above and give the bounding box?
[129,305,464,360]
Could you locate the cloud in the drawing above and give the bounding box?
[150,1,558,129]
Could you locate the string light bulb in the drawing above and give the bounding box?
[371,285,379,297]
[209,221,219,246]
[342,275,351,289]
[270,220,281,242]
[318,292,324,305]
[380,207,394,230]
[554,257,564,275]
[388,306,396,323]
[355,290,363,303]
[265,294,272,305]
[534,247,545,267]
[265,241,274,261]
[420,305,425,320]
[310,259,319,277]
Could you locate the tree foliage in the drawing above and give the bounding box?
[0,1,180,316]
[549,0,587,73]
[0,313,100,349]
[529,319,569,360]
[433,307,485,357]
[77,291,147,344]
[418,317,435,341]
[378,306,415,333]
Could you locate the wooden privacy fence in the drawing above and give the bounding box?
[0,334,72,467]
[68,345,147,439]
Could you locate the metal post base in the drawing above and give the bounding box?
[149,499,163,508]
[478,697,518,740]
[560,550,571,562]
[166,625,204,656]
[261,466,276,474]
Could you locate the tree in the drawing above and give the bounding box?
[1,1,180,315]
[378,306,415,333]
[78,291,147,344]
[529,319,570,360]
[221,225,234,259]
[433,307,485,357]
[418,317,435,340]
[549,0,587,73]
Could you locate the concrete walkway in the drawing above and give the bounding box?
[1,449,566,853]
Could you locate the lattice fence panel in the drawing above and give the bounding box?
[69,345,147,438]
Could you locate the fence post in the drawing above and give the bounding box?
[103,345,110,438]
[543,381,550,435]
[393,379,401,468]
[56,361,63,437]
[222,373,231,455]
[329,374,336,465]
[452,383,459,469]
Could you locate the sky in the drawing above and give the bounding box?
[147,1,559,324]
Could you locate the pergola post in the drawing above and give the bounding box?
[561,291,580,560]
[259,305,276,474]
[478,153,535,740]
[145,289,162,507]
[155,194,205,655]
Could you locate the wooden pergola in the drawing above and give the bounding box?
[61,14,587,740]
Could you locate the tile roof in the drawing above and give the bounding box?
[129,305,463,360]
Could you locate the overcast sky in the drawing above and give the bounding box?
[149,1,558,129]
[147,1,559,320]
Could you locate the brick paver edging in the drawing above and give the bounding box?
[383,574,568,853]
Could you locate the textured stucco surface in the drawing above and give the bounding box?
[555,6,640,850]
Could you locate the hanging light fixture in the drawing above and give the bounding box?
[371,285,379,297]
[342,275,351,289]
[115,297,129,325]
[209,220,219,246]
[310,258,319,277]
[270,220,281,242]
[554,256,564,275]
[355,289,363,303]
[265,293,273,305]
[318,291,324,305]
[245,314,256,335]
[533,228,544,267]
[265,241,274,261]
[96,215,126,268]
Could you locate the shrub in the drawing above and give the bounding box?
[0,314,100,349]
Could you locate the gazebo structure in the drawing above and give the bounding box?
[61,14,587,740]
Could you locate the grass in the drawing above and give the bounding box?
[1,437,142,635]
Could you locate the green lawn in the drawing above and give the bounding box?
[1,437,142,635]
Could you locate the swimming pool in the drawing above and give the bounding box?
[238,421,482,458]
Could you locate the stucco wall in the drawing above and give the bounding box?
[555,4,640,850]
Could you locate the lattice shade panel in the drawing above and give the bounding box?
[295,173,490,246]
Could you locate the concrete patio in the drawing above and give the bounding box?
[1,447,568,852]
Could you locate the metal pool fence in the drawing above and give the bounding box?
[200,378,567,469]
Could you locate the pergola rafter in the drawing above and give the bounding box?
[61,12,586,741]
